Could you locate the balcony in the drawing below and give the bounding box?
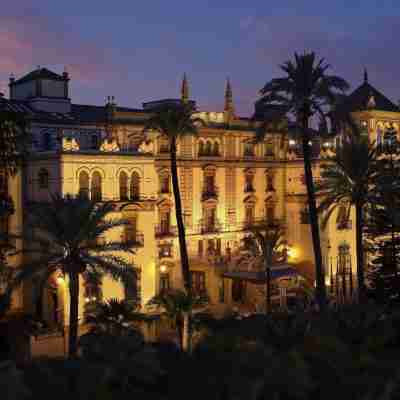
[243,149,255,158]
[198,150,221,158]
[244,185,255,193]
[158,244,173,259]
[197,218,222,234]
[242,218,284,231]
[124,232,144,247]
[155,225,178,238]
[159,144,169,154]
[201,186,219,201]
[337,220,352,230]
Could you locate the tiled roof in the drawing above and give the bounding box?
[11,68,66,85]
[337,81,399,113]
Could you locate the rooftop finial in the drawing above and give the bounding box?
[224,77,234,115]
[364,68,368,84]
[181,73,189,103]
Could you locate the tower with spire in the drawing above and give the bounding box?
[224,78,235,123]
[181,73,189,103]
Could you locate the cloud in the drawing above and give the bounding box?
[0,15,116,92]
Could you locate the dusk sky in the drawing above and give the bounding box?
[1,1,399,115]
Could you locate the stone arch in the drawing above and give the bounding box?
[130,171,141,200]
[119,171,129,200]
[91,171,103,201]
[78,170,90,198]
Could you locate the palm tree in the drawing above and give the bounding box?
[317,135,377,302]
[145,103,198,350]
[4,195,136,357]
[243,220,285,312]
[145,103,197,294]
[148,289,208,350]
[85,298,144,335]
[259,52,349,310]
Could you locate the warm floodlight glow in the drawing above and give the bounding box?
[56,276,64,285]
[160,264,168,274]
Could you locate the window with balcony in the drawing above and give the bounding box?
[159,243,173,258]
[337,204,351,230]
[124,270,139,303]
[124,215,138,243]
[159,211,171,236]
[83,273,103,303]
[265,141,274,157]
[191,271,206,296]
[203,207,217,232]
[244,142,255,157]
[159,273,170,294]
[244,174,255,193]
[160,174,170,194]
[130,172,140,200]
[38,168,49,189]
[78,171,90,199]
[91,171,102,201]
[198,139,221,157]
[245,205,255,227]
[232,279,246,303]
[119,171,128,200]
[198,239,204,257]
[213,142,220,156]
[266,205,275,223]
[300,206,310,224]
[159,138,169,154]
[266,171,275,191]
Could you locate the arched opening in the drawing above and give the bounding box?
[198,141,205,156]
[205,141,212,155]
[213,141,220,156]
[130,172,140,201]
[78,171,90,199]
[91,171,102,201]
[119,171,128,200]
[38,168,49,189]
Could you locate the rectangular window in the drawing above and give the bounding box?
[159,273,170,294]
[300,208,310,224]
[160,212,170,234]
[125,215,138,242]
[191,271,206,295]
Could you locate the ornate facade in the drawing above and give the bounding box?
[2,67,399,326]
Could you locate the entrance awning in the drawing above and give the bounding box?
[222,264,301,284]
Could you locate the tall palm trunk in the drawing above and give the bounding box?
[170,137,192,351]
[355,201,365,302]
[68,272,79,357]
[170,137,191,292]
[301,113,327,310]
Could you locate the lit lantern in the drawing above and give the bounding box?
[160,264,168,274]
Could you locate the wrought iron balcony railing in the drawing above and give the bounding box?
[124,232,144,247]
[201,186,219,201]
[197,218,222,234]
[155,225,178,238]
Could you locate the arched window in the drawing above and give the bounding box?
[198,141,205,156]
[160,174,170,194]
[119,171,128,200]
[205,141,212,155]
[130,172,140,200]
[38,168,49,189]
[91,171,102,201]
[78,171,90,199]
[213,142,220,156]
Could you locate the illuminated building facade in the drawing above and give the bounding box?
[2,67,400,326]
